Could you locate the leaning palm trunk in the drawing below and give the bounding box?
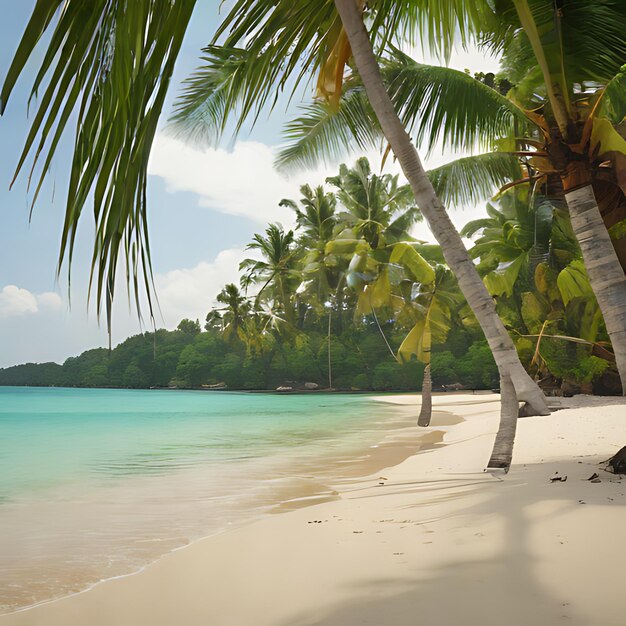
[334,0,550,416]
[486,373,519,472]
[564,183,626,393]
[418,363,432,427]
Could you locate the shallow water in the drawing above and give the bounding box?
[0,387,413,613]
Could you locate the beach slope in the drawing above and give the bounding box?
[2,394,625,626]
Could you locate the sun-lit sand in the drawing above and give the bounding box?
[2,393,625,626]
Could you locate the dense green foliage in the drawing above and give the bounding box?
[0,322,498,392]
[2,156,620,395]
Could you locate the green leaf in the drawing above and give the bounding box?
[383,49,533,155]
[600,65,626,125]
[1,0,197,336]
[326,238,364,255]
[389,243,435,284]
[520,291,548,330]
[483,254,527,297]
[591,117,626,158]
[398,318,430,364]
[276,50,533,171]
[609,219,626,240]
[557,259,593,305]
[275,85,380,172]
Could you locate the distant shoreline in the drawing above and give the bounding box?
[0,384,493,396]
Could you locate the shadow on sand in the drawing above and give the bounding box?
[281,454,625,626]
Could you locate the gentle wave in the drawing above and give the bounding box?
[0,387,410,613]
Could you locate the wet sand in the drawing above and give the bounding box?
[2,393,625,626]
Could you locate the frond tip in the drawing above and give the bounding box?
[1,0,197,335]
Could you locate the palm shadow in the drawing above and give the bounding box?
[280,454,624,626]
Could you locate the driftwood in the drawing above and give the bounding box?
[608,446,626,474]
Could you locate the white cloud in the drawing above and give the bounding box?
[152,247,253,327]
[147,134,490,248]
[149,137,317,226]
[147,136,412,229]
[0,285,63,319]
[36,292,64,311]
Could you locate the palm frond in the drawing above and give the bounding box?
[175,0,502,151]
[1,0,196,335]
[557,0,626,85]
[427,152,523,208]
[277,53,533,171]
[168,46,254,145]
[600,65,626,125]
[276,85,382,172]
[382,50,533,154]
[382,0,496,61]
[494,0,626,111]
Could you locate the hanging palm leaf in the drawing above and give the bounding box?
[1,0,196,335]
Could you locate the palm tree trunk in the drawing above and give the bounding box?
[333,0,550,416]
[278,277,296,327]
[564,183,626,393]
[487,373,519,472]
[418,363,432,427]
[327,306,333,390]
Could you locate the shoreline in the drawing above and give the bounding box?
[0,384,498,395]
[2,393,625,625]
[0,392,441,616]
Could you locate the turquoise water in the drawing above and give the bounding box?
[0,387,407,612]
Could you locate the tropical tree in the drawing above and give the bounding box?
[1,0,550,415]
[275,1,626,390]
[327,157,420,250]
[240,223,299,327]
[487,0,626,389]
[396,264,461,426]
[461,190,563,331]
[321,158,424,323]
[465,191,615,393]
[330,0,549,415]
[211,283,251,342]
[280,184,343,321]
[281,184,345,388]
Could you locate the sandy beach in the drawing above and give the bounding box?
[2,393,625,626]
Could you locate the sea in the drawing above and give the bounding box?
[0,386,414,613]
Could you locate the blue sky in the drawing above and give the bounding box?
[0,1,499,368]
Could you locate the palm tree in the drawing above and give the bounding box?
[327,0,549,414]
[1,0,549,414]
[487,0,626,389]
[276,2,626,390]
[322,158,425,321]
[213,283,251,342]
[240,224,299,327]
[327,157,420,250]
[487,372,519,472]
[466,193,615,392]
[201,0,550,412]
[396,265,461,426]
[280,184,342,318]
[282,184,343,388]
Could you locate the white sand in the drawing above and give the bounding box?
[2,393,625,626]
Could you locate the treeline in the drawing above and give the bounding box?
[0,319,499,391]
[2,156,622,395]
